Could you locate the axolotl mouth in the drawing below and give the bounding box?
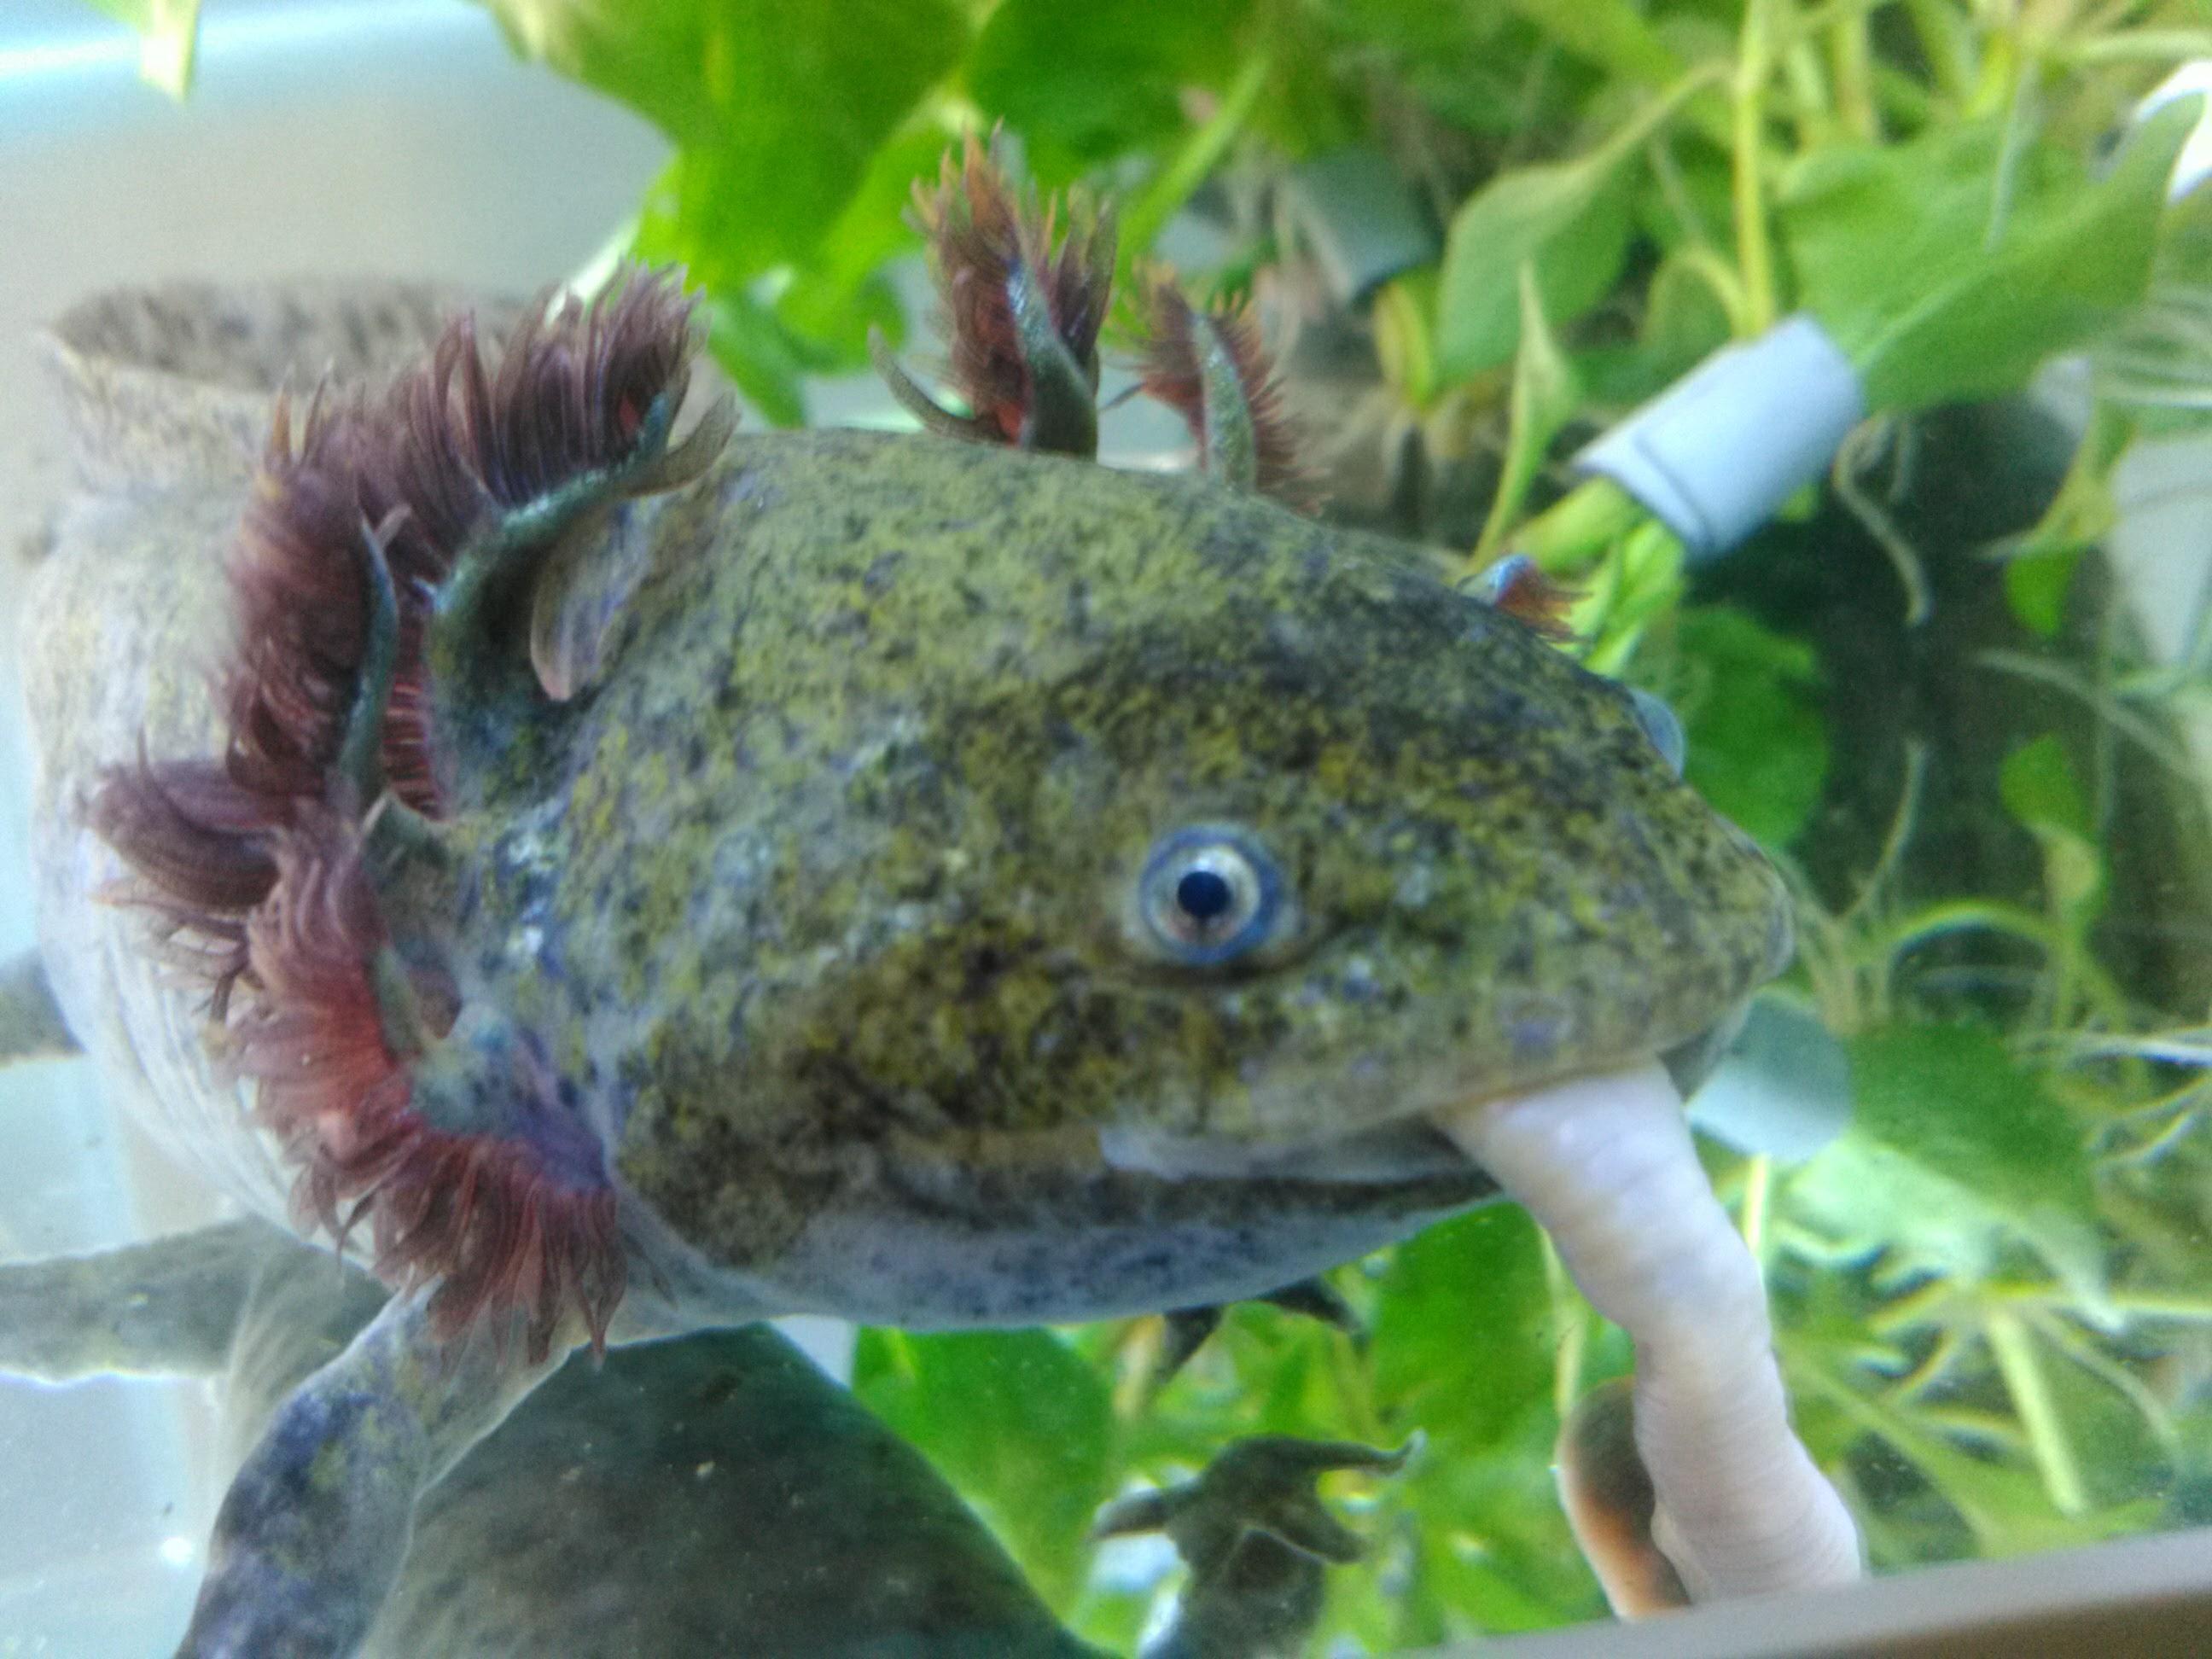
[1088,1000,1757,1187]
[620,1009,1748,1337]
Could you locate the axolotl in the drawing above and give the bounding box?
[3,146,1859,1654]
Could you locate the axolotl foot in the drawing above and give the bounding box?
[1094,1435,1413,1659]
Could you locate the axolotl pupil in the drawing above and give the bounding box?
[1137,826,1287,966]
[1177,869,1233,921]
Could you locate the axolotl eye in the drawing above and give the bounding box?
[1134,826,1289,967]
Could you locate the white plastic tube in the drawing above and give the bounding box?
[1432,1064,1863,1610]
[1576,316,1865,561]
[2138,64,2212,201]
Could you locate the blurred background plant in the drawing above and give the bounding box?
[90,0,2212,1647]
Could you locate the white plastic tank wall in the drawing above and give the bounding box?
[0,3,667,1648]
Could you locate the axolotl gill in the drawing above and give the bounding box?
[6,142,1854,1654]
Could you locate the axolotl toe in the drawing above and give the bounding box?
[11,186,1806,1651]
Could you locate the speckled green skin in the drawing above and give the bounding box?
[21,284,1787,1336]
[18,282,1790,1659]
[393,428,1790,1327]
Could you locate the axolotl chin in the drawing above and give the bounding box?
[6,148,1855,1656]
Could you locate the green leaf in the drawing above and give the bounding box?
[967,0,1250,182]
[853,1327,1115,1608]
[2000,736,2104,923]
[1786,1023,2103,1304]
[1474,267,1586,560]
[1640,252,1733,372]
[1373,271,1441,408]
[1435,151,1636,380]
[1780,102,2199,411]
[1435,72,1715,379]
[1848,1022,2098,1237]
[2000,736,2092,843]
[1322,3,1578,137]
[1668,605,1829,853]
[84,0,201,96]
[1505,0,1685,90]
[699,291,810,428]
[1394,1402,1601,1631]
[2002,548,2085,639]
[767,121,947,317]
[1370,1205,1553,1453]
[479,0,967,282]
[1999,405,2129,637]
[775,271,906,375]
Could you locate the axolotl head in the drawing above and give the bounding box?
[102,273,1790,1352]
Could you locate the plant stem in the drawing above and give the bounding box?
[1505,476,1646,576]
[1828,11,1880,141]
[1540,1231,1589,1421]
[1740,1153,1774,1263]
[1676,245,1755,335]
[1968,16,2021,119]
[1117,52,1272,272]
[1831,418,1934,626]
[1507,0,1735,147]
[1783,38,1835,149]
[1905,0,1976,104]
[1984,1309,2088,1516]
[1733,0,1781,335]
[2060,30,2212,66]
[2000,1287,2212,1324]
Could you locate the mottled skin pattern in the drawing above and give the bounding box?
[14,282,1792,1652]
[17,289,1787,1327]
[393,429,1789,1327]
[24,287,1786,1330]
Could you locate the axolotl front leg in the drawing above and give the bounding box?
[0,1222,562,1657]
[179,1289,572,1659]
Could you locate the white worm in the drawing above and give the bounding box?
[1431,1062,1863,1611]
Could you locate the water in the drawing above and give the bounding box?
[3,5,2209,1656]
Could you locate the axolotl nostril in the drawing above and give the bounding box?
[5,146,1854,1656]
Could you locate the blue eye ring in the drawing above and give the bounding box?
[1137,826,1284,967]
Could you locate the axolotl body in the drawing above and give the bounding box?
[6,167,1849,1655]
